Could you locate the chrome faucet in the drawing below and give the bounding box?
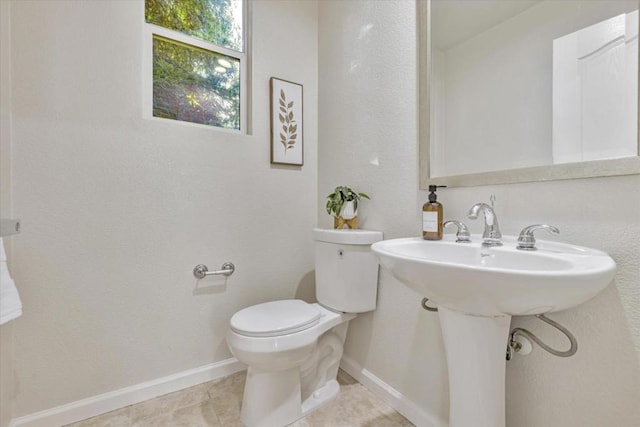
[467,203,502,246]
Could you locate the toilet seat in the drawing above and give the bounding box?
[227,302,354,373]
[230,300,321,337]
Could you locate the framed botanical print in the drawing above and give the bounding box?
[270,77,303,166]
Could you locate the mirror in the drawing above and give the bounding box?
[419,0,640,188]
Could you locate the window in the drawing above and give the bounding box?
[144,0,247,132]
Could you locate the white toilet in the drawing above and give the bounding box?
[226,228,382,427]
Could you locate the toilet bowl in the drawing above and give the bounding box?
[227,300,355,427]
[226,229,382,427]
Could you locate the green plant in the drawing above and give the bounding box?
[325,186,371,217]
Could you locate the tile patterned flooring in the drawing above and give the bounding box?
[66,369,415,427]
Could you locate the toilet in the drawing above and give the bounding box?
[226,228,383,427]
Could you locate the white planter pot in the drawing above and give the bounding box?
[339,201,357,220]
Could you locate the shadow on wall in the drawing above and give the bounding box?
[192,278,228,296]
[295,270,317,303]
[404,305,449,423]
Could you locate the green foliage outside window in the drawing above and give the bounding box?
[146,0,242,52]
[146,0,243,130]
[153,36,240,130]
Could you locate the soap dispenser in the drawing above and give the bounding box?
[423,185,446,240]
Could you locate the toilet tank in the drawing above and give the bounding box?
[313,228,383,313]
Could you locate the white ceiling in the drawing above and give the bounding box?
[431,0,542,50]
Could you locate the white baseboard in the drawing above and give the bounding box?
[10,358,246,427]
[11,355,442,427]
[340,355,447,427]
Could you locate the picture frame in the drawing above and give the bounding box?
[270,77,303,166]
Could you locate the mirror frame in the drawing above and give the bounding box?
[418,0,640,189]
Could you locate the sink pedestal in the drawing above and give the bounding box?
[438,306,511,427]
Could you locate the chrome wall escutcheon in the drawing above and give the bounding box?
[507,313,577,359]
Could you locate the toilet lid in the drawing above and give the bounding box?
[230,300,321,337]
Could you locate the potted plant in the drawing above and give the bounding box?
[325,185,370,229]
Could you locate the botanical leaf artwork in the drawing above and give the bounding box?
[270,78,303,166]
[278,89,298,153]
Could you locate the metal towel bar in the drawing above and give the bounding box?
[193,262,235,279]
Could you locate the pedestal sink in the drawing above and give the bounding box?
[371,235,616,427]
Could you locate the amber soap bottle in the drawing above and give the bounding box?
[423,185,446,240]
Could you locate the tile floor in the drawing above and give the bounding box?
[65,369,414,427]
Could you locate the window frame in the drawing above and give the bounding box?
[142,0,251,134]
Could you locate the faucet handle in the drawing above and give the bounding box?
[517,224,560,251]
[444,220,471,243]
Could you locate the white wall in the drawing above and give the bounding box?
[318,1,449,425]
[7,0,318,417]
[1,1,15,425]
[318,1,640,426]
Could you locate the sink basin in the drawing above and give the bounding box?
[371,235,616,316]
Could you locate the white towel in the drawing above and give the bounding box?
[0,237,22,325]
